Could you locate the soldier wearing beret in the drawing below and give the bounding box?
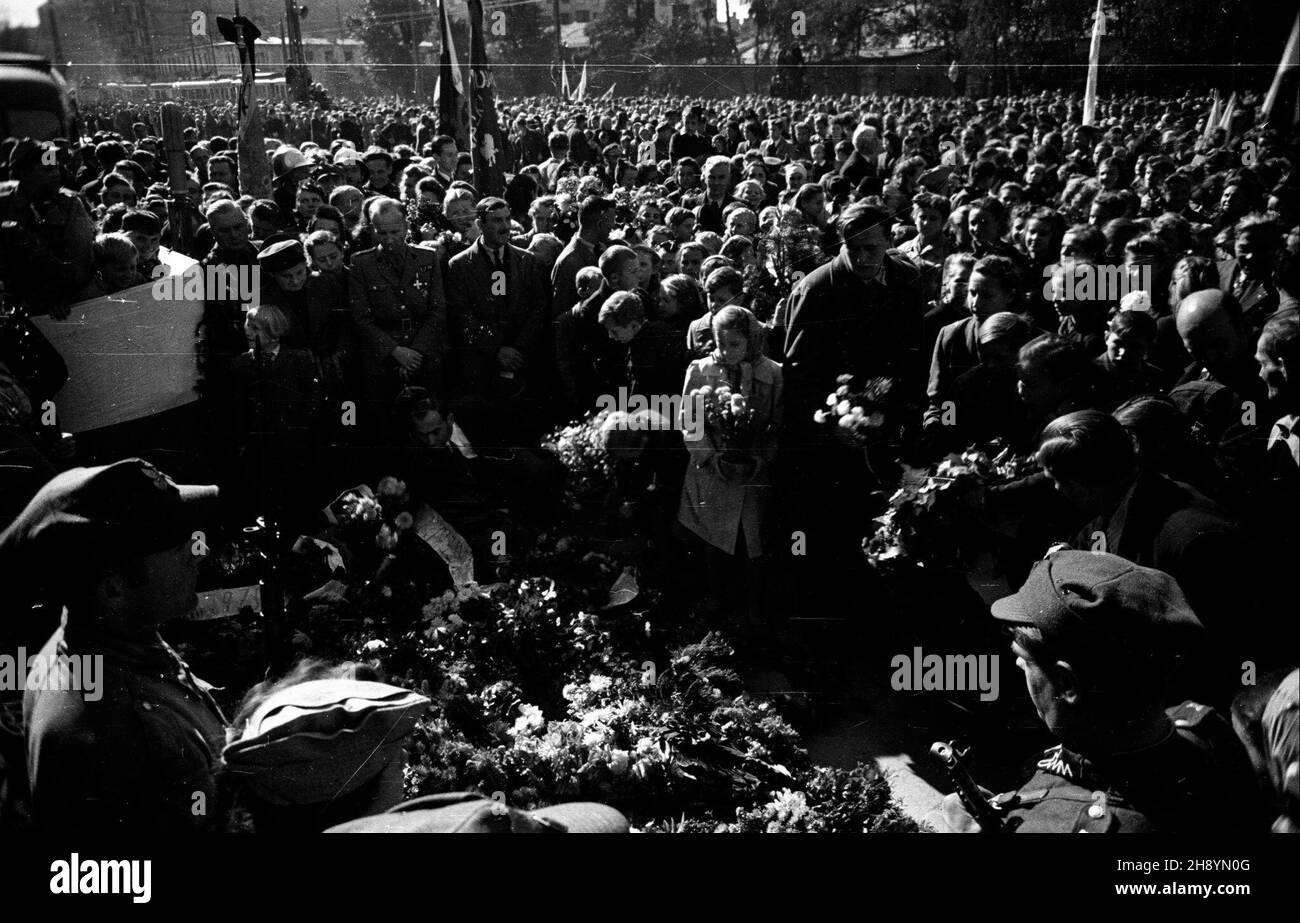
[0,460,227,833]
[0,139,96,321]
[349,197,448,439]
[927,550,1265,833]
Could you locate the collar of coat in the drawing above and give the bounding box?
[828,249,894,289]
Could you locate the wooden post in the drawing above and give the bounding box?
[160,102,194,256]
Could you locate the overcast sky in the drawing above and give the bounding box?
[0,0,750,31]
[0,0,42,29]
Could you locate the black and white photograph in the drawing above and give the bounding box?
[0,0,1296,901]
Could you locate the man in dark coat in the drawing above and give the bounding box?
[776,202,924,608]
[446,197,550,444]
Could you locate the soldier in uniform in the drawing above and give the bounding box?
[0,139,95,320]
[349,197,447,440]
[0,459,227,833]
[927,550,1265,833]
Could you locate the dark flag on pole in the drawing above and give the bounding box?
[436,0,467,148]
[466,0,503,196]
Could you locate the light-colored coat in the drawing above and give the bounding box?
[676,354,783,557]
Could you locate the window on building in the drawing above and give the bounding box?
[560,13,573,24]
[344,50,355,63]
[575,10,590,22]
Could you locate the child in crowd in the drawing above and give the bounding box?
[678,305,783,644]
[688,266,744,358]
[1094,306,1164,408]
[77,232,139,301]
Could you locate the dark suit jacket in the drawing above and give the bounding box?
[1078,472,1248,634]
[925,315,980,428]
[780,250,924,442]
[446,239,549,397]
[550,234,599,319]
[1217,258,1279,336]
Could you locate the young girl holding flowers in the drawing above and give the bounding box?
[677,306,783,641]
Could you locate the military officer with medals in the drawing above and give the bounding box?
[349,197,447,438]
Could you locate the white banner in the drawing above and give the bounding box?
[32,248,202,434]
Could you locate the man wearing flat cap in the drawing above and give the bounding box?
[0,459,228,833]
[927,550,1263,833]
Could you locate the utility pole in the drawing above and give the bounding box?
[553,0,562,61]
[410,0,423,100]
[285,0,312,101]
[45,2,66,72]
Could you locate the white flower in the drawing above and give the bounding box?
[588,674,612,693]
[509,704,544,737]
[609,749,631,776]
[361,638,387,653]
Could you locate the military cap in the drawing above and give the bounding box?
[0,458,218,576]
[992,550,1204,674]
[326,791,630,833]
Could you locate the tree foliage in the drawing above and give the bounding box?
[349,0,436,94]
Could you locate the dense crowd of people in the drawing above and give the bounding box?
[0,86,1296,834]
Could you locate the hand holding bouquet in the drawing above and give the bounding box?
[813,375,899,447]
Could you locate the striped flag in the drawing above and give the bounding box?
[1261,12,1299,122]
[1219,91,1237,133]
[1082,0,1105,127]
[561,62,571,99]
[575,61,588,102]
[1203,90,1220,139]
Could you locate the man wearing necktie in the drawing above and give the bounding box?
[350,197,448,439]
[446,197,550,445]
[695,155,735,235]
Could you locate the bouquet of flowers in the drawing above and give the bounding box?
[692,383,763,449]
[689,381,767,481]
[814,375,903,447]
[542,408,616,507]
[754,208,830,305]
[864,443,1037,569]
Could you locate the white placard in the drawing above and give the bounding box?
[31,248,203,433]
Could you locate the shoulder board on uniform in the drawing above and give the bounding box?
[351,246,381,260]
[0,180,20,199]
